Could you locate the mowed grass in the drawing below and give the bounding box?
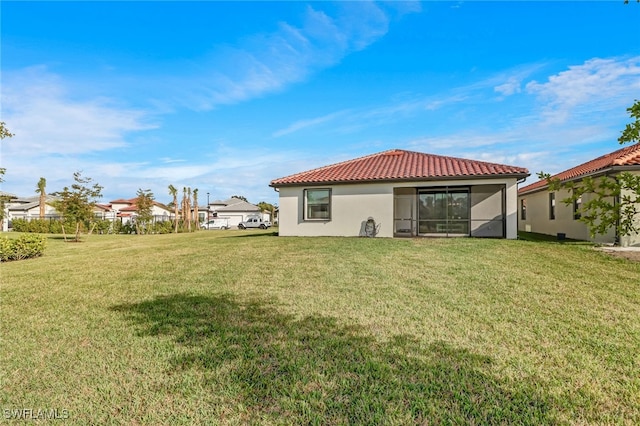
[1,230,639,425]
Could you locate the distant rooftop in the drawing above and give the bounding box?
[519,143,640,195]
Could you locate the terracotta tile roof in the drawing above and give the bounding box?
[270,149,529,186]
[109,198,135,204]
[94,203,114,212]
[519,143,640,195]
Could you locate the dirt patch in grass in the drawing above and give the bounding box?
[597,248,640,262]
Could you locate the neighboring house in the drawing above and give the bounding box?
[0,191,18,232]
[209,197,268,229]
[518,143,640,247]
[270,149,529,238]
[7,195,62,221]
[94,203,118,221]
[6,195,117,224]
[109,198,172,223]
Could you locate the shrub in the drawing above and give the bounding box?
[10,218,89,235]
[0,234,47,262]
[93,219,112,234]
[150,220,173,234]
[10,218,31,232]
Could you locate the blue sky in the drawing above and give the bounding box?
[1,1,639,206]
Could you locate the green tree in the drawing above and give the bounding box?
[0,122,14,228]
[540,100,640,241]
[168,184,179,233]
[257,201,276,222]
[0,122,13,183]
[135,188,155,235]
[52,171,104,242]
[36,177,47,219]
[231,195,248,202]
[618,100,640,145]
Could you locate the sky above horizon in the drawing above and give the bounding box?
[2,1,639,206]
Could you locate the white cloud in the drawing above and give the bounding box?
[177,2,406,110]
[271,62,548,139]
[273,93,469,138]
[526,56,640,124]
[494,77,522,97]
[1,67,155,156]
[272,110,350,138]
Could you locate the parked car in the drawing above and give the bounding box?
[201,218,230,230]
[238,217,271,229]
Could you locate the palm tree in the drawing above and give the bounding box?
[182,187,188,224]
[168,184,178,233]
[187,187,192,232]
[193,188,199,230]
[36,177,47,219]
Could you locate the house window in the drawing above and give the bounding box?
[573,195,582,220]
[304,189,331,220]
[520,199,527,220]
[549,193,555,220]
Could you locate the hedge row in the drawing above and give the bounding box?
[11,218,80,234]
[0,234,47,262]
[10,219,176,235]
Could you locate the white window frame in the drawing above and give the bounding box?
[304,188,331,221]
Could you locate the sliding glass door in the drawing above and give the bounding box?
[418,189,470,235]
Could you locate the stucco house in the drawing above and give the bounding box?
[518,143,640,247]
[270,149,529,238]
[208,197,270,228]
[0,191,18,231]
[7,195,62,221]
[109,198,172,223]
[4,195,117,230]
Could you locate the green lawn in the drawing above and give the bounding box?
[1,231,638,424]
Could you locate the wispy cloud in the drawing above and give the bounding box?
[272,110,350,138]
[494,77,522,97]
[526,56,640,124]
[179,2,411,110]
[272,62,548,138]
[1,67,155,156]
[273,93,470,138]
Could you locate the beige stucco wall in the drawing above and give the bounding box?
[470,184,505,237]
[277,177,520,239]
[620,171,640,247]
[278,183,394,237]
[150,205,171,218]
[518,172,640,246]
